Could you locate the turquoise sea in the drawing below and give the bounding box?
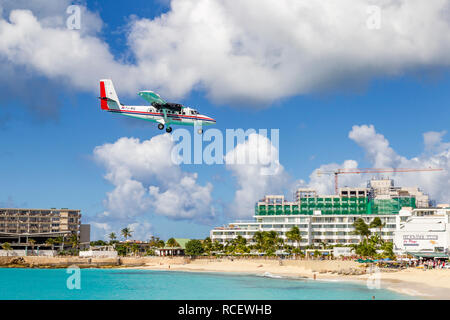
[0,268,409,300]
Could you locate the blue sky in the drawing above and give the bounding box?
[0,0,449,240]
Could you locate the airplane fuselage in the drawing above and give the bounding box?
[108,104,216,127]
[99,79,215,132]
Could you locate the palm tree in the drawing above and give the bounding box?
[202,237,213,255]
[286,226,302,253]
[131,243,140,256]
[166,238,180,247]
[212,240,223,253]
[28,239,36,255]
[369,217,385,236]
[109,232,117,244]
[352,218,371,241]
[55,236,64,251]
[166,238,180,256]
[2,242,12,256]
[45,238,56,251]
[121,227,132,241]
[233,235,249,254]
[70,233,79,253]
[252,231,264,252]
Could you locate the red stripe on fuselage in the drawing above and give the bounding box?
[100,81,108,110]
[109,109,215,122]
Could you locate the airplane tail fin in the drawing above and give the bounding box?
[99,79,121,110]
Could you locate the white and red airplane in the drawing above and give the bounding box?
[99,79,216,133]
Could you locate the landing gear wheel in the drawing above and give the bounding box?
[197,128,203,134]
[166,127,173,133]
[158,123,164,130]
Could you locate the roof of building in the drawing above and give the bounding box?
[406,252,449,258]
[157,238,191,250]
[173,238,190,249]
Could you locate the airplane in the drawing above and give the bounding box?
[99,79,216,133]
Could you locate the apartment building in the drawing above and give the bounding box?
[0,208,82,249]
[210,179,432,247]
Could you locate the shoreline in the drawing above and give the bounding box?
[122,260,449,300]
[1,256,449,299]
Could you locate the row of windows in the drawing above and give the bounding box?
[161,109,199,115]
[311,231,394,236]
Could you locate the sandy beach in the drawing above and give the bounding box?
[1,256,449,299]
[133,257,450,299]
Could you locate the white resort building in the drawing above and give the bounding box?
[210,179,450,255]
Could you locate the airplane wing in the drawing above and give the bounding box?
[138,91,166,105]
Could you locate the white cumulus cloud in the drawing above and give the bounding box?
[225,132,289,218]
[90,133,215,239]
[301,125,450,204]
[1,0,450,109]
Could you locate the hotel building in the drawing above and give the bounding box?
[210,179,439,249]
[394,205,450,255]
[0,208,85,250]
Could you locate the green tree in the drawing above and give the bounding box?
[262,231,280,254]
[55,236,65,250]
[115,244,127,256]
[185,239,204,256]
[149,236,165,248]
[369,217,385,236]
[121,227,133,240]
[90,240,107,246]
[157,240,165,248]
[212,240,224,253]
[233,236,249,254]
[166,238,180,256]
[131,243,140,256]
[352,218,371,240]
[202,237,213,255]
[28,239,36,255]
[252,231,265,252]
[351,238,377,258]
[286,226,302,251]
[380,241,396,260]
[46,238,56,251]
[166,238,180,248]
[224,239,236,255]
[70,233,79,250]
[109,232,117,244]
[1,242,12,256]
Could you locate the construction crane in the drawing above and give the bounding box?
[317,168,444,195]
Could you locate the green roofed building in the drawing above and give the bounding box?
[155,238,191,256]
[211,178,435,247]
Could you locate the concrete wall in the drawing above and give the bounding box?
[79,250,118,258]
[0,250,56,257]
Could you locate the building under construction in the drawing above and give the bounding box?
[210,178,442,247]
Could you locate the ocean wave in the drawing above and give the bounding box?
[260,272,283,279]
